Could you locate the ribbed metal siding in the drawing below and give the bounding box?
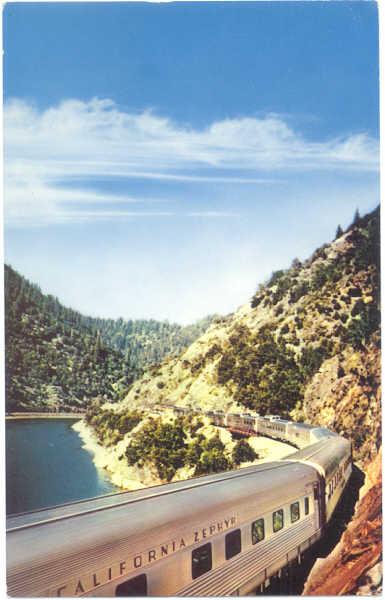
[178,517,316,596]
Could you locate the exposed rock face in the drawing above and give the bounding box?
[303,448,382,596]
[303,344,381,465]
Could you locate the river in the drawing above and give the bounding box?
[6,418,118,515]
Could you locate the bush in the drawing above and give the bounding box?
[251,294,263,309]
[311,261,344,292]
[272,275,293,304]
[290,281,310,303]
[232,440,257,465]
[195,448,231,475]
[186,437,205,466]
[344,305,380,350]
[125,418,187,481]
[217,354,236,385]
[125,420,234,481]
[86,407,141,445]
[299,344,332,380]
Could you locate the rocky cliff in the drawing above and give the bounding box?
[303,448,382,595]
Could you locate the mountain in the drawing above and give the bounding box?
[4,266,215,412]
[119,206,380,465]
[86,314,217,371]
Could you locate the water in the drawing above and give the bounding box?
[6,419,118,515]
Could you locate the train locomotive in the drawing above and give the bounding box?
[6,409,352,597]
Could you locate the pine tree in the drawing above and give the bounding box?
[335,225,343,239]
[291,257,302,271]
[353,209,360,226]
[94,331,102,363]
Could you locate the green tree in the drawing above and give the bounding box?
[195,448,231,475]
[232,439,257,465]
[335,224,343,239]
[353,208,360,226]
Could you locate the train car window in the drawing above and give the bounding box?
[304,497,309,515]
[225,529,242,560]
[192,543,212,579]
[272,509,284,532]
[116,574,147,597]
[251,518,265,544]
[290,501,300,523]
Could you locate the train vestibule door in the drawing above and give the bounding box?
[312,481,324,530]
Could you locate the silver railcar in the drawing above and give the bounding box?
[6,410,352,597]
[284,437,352,521]
[7,462,321,597]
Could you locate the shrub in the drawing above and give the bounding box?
[267,270,286,286]
[232,440,257,465]
[272,275,293,304]
[86,407,142,445]
[251,294,263,309]
[217,353,236,384]
[299,344,332,380]
[344,305,380,350]
[290,281,310,303]
[125,418,187,481]
[195,448,231,475]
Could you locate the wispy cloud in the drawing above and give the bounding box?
[4,97,379,226]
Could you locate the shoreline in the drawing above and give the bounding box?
[6,412,84,420]
[72,419,294,492]
[72,419,157,491]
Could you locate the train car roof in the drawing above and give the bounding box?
[283,438,350,478]
[288,422,314,431]
[310,427,339,440]
[271,419,288,426]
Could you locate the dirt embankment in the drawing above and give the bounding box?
[303,448,382,596]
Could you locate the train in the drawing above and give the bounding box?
[6,408,352,597]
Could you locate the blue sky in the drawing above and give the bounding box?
[3,2,380,323]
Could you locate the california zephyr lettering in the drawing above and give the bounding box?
[52,515,236,596]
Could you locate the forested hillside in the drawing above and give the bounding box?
[86,315,216,370]
[4,266,214,411]
[118,207,380,465]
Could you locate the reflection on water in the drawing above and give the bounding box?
[6,419,118,515]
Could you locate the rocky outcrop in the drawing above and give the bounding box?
[303,343,381,465]
[303,448,382,595]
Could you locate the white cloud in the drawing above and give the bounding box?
[4,97,379,226]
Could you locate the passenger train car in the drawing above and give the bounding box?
[6,410,352,597]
